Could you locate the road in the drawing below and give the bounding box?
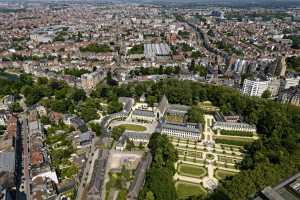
[21,116,31,200]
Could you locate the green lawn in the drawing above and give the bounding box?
[178,163,207,178]
[215,137,254,146]
[215,169,236,180]
[116,124,146,131]
[176,181,206,199]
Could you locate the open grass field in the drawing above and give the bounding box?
[176,181,206,199]
[216,135,256,142]
[215,137,254,146]
[116,124,146,131]
[215,169,237,180]
[178,163,207,178]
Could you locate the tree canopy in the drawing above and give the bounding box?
[139,133,178,200]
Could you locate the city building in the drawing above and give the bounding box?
[242,79,269,97]
[278,85,300,106]
[281,77,300,90]
[161,122,202,140]
[131,109,155,123]
[81,69,106,91]
[213,121,256,133]
[144,43,171,59]
[254,172,300,200]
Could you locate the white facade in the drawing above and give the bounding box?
[242,79,269,97]
[283,77,300,90]
[213,122,256,133]
[161,122,202,140]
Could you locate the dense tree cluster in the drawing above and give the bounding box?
[178,30,190,39]
[79,43,112,53]
[139,133,178,200]
[129,66,181,77]
[286,56,300,72]
[215,40,243,56]
[187,106,205,124]
[89,122,102,136]
[180,43,194,52]
[111,126,125,141]
[64,68,89,77]
[284,35,300,49]
[189,60,208,76]
[22,78,86,114]
[127,44,144,55]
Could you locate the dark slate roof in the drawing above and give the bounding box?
[127,152,152,200]
[80,131,93,142]
[162,122,202,134]
[118,97,135,113]
[87,150,109,200]
[132,109,155,117]
[123,131,151,140]
[158,95,169,115]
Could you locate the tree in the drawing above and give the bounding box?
[79,98,101,122]
[187,106,204,124]
[9,102,23,112]
[140,134,178,200]
[111,126,125,141]
[89,122,102,136]
[70,88,86,102]
[261,90,271,98]
[79,106,99,122]
[107,100,123,114]
[145,191,155,200]
[126,139,135,151]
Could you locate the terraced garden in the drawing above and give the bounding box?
[178,163,207,178]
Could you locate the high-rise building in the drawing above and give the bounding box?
[268,78,281,96]
[242,79,269,97]
[282,77,300,90]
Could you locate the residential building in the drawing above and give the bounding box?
[268,78,281,96]
[282,77,300,90]
[81,69,106,91]
[278,85,300,106]
[242,79,269,97]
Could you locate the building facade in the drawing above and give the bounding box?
[161,122,202,140]
[242,79,269,97]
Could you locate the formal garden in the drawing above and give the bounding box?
[178,163,207,178]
